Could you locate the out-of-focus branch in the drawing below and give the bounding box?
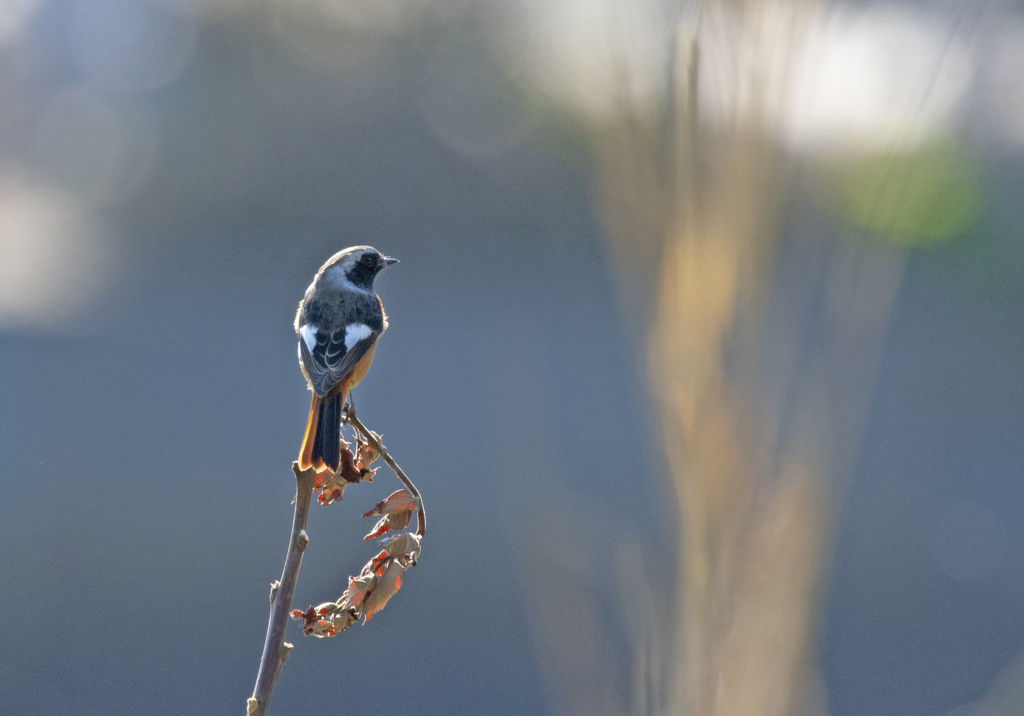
[248,463,316,716]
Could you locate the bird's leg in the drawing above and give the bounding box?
[342,393,356,424]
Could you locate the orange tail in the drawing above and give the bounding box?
[298,395,321,470]
[298,392,343,473]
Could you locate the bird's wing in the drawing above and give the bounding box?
[297,322,380,398]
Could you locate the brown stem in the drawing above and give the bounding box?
[345,411,426,538]
[249,462,317,716]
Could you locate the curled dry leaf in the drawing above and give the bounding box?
[355,431,383,470]
[362,489,417,540]
[362,559,405,622]
[312,446,377,506]
[362,489,416,517]
[380,532,422,566]
[342,568,377,613]
[314,472,347,506]
[291,530,420,636]
[290,569,376,638]
[324,609,359,636]
[291,606,318,633]
[364,514,410,540]
[291,603,359,638]
[369,549,390,576]
[338,445,376,485]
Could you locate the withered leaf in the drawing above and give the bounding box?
[355,432,383,470]
[362,490,416,517]
[363,512,412,540]
[363,559,406,622]
[361,490,416,539]
[340,570,377,612]
[369,549,390,576]
[380,532,422,565]
[338,446,374,484]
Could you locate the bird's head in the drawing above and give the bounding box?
[322,246,399,292]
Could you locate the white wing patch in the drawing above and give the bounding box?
[298,323,318,352]
[344,323,372,350]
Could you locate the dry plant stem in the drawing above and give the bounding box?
[345,410,426,538]
[250,462,316,716]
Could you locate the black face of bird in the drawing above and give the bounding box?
[347,249,398,290]
[322,246,398,292]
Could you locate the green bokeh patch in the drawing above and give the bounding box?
[831,142,982,246]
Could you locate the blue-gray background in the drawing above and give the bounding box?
[1,2,1023,715]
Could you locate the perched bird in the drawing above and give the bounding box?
[295,246,398,473]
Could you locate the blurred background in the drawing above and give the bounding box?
[1,0,1023,714]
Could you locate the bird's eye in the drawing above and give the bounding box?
[361,253,376,265]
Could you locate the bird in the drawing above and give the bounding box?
[295,246,398,473]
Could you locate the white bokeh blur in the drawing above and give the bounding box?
[511,0,672,119]
[0,173,108,330]
[509,1,1005,154]
[776,3,973,152]
[0,0,41,44]
[69,0,197,93]
[980,17,1024,149]
[0,0,193,329]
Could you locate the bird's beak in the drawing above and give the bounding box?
[382,257,399,266]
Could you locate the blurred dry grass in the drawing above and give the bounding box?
[646,9,830,715]
[584,1,908,715]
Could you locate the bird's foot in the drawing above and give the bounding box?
[341,399,356,424]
